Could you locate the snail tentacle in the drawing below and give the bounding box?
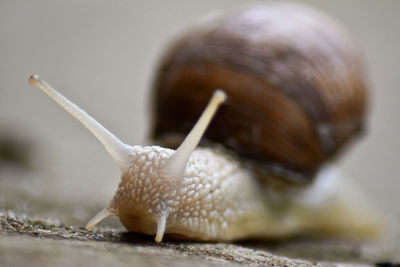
[155,213,168,243]
[86,206,116,231]
[28,75,133,170]
[161,89,226,183]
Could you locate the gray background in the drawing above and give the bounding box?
[0,0,399,222]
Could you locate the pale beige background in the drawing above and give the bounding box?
[0,0,399,219]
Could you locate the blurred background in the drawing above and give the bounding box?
[0,0,399,223]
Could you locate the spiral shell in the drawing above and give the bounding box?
[151,4,369,183]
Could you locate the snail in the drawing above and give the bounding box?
[28,3,382,243]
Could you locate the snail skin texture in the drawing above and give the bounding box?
[29,75,380,243]
[28,4,381,243]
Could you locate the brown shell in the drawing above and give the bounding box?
[151,4,369,183]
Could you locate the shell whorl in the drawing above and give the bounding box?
[152,4,369,183]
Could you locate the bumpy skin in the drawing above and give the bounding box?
[108,146,381,241]
[110,146,270,241]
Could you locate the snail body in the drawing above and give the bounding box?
[29,74,380,242]
[28,4,381,243]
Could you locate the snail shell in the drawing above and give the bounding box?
[152,3,368,183]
